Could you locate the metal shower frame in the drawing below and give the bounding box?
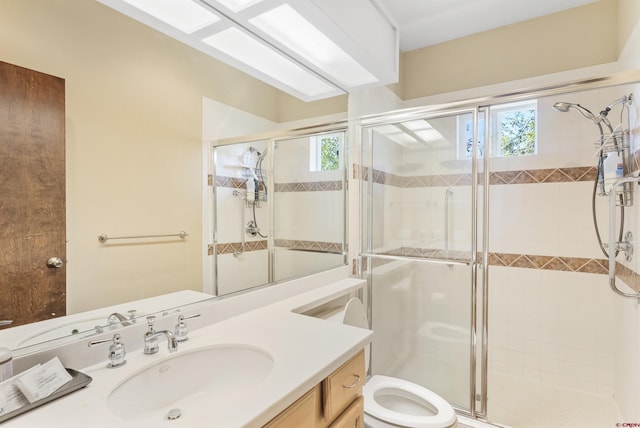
[356,69,640,422]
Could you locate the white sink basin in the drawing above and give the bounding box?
[107,344,274,420]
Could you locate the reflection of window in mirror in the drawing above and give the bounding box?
[309,132,343,171]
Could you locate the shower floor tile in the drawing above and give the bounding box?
[487,371,622,428]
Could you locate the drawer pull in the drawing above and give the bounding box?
[342,374,361,389]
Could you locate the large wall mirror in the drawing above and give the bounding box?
[0,0,348,353]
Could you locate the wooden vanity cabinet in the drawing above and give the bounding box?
[263,384,323,428]
[264,350,365,428]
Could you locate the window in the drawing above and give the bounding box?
[309,132,343,171]
[459,101,537,158]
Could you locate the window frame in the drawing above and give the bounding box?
[458,100,537,159]
[309,131,344,172]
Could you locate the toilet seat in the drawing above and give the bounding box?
[363,375,457,428]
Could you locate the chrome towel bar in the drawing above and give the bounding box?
[98,231,188,243]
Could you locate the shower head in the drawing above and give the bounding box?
[552,102,598,122]
[552,102,572,112]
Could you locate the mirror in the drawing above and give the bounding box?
[213,130,348,296]
[0,0,348,352]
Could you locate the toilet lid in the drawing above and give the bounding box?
[364,375,457,428]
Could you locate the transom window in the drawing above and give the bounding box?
[459,100,537,158]
[309,132,343,171]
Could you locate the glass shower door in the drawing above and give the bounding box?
[361,108,484,415]
[271,130,348,281]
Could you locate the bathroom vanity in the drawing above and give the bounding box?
[265,350,365,427]
[1,278,371,427]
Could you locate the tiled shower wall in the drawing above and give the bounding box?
[366,84,640,404]
[488,84,640,400]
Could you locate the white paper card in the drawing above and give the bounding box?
[0,364,41,415]
[14,358,72,403]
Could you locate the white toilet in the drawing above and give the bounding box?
[342,298,458,428]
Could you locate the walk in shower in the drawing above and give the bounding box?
[359,73,640,427]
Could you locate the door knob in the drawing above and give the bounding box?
[47,257,64,269]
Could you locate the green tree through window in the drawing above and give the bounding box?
[320,136,340,171]
[459,101,536,159]
[499,109,535,156]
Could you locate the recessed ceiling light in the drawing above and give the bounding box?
[202,27,340,99]
[122,0,220,33]
[250,4,377,88]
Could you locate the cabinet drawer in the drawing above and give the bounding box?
[264,384,321,428]
[323,350,365,423]
[328,396,364,428]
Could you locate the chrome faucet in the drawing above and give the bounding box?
[144,316,178,355]
[88,333,127,368]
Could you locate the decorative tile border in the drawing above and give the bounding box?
[614,262,640,293]
[381,247,471,263]
[215,175,343,192]
[368,247,609,275]
[274,181,343,192]
[215,176,246,189]
[358,165,597,188]
[489,252,608,274]
[364,249,640,292]
[275,239,344,253]
[216,240,267,255]
[490,167,596,185]
[214,240,345,255]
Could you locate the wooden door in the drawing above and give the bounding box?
[0,61,66,328]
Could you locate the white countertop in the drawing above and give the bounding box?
[2,278,372,428]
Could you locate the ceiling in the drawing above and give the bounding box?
[377,0,599,52]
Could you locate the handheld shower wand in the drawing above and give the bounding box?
[552,95,633,260]
[552,101,608,194]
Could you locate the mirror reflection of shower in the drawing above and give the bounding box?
[228,145,269,258]
[243,146,268,239]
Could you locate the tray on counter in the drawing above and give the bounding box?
[0,368,92,424]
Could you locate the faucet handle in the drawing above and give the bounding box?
[127,309,137,321]
[88,334,127,368]
[174,314,201,342]
[146,316,156,331]
[144,316,159,355]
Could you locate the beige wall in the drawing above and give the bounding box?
[619,0,640,54]
[0,0,345,313]
[399,0,620,100]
